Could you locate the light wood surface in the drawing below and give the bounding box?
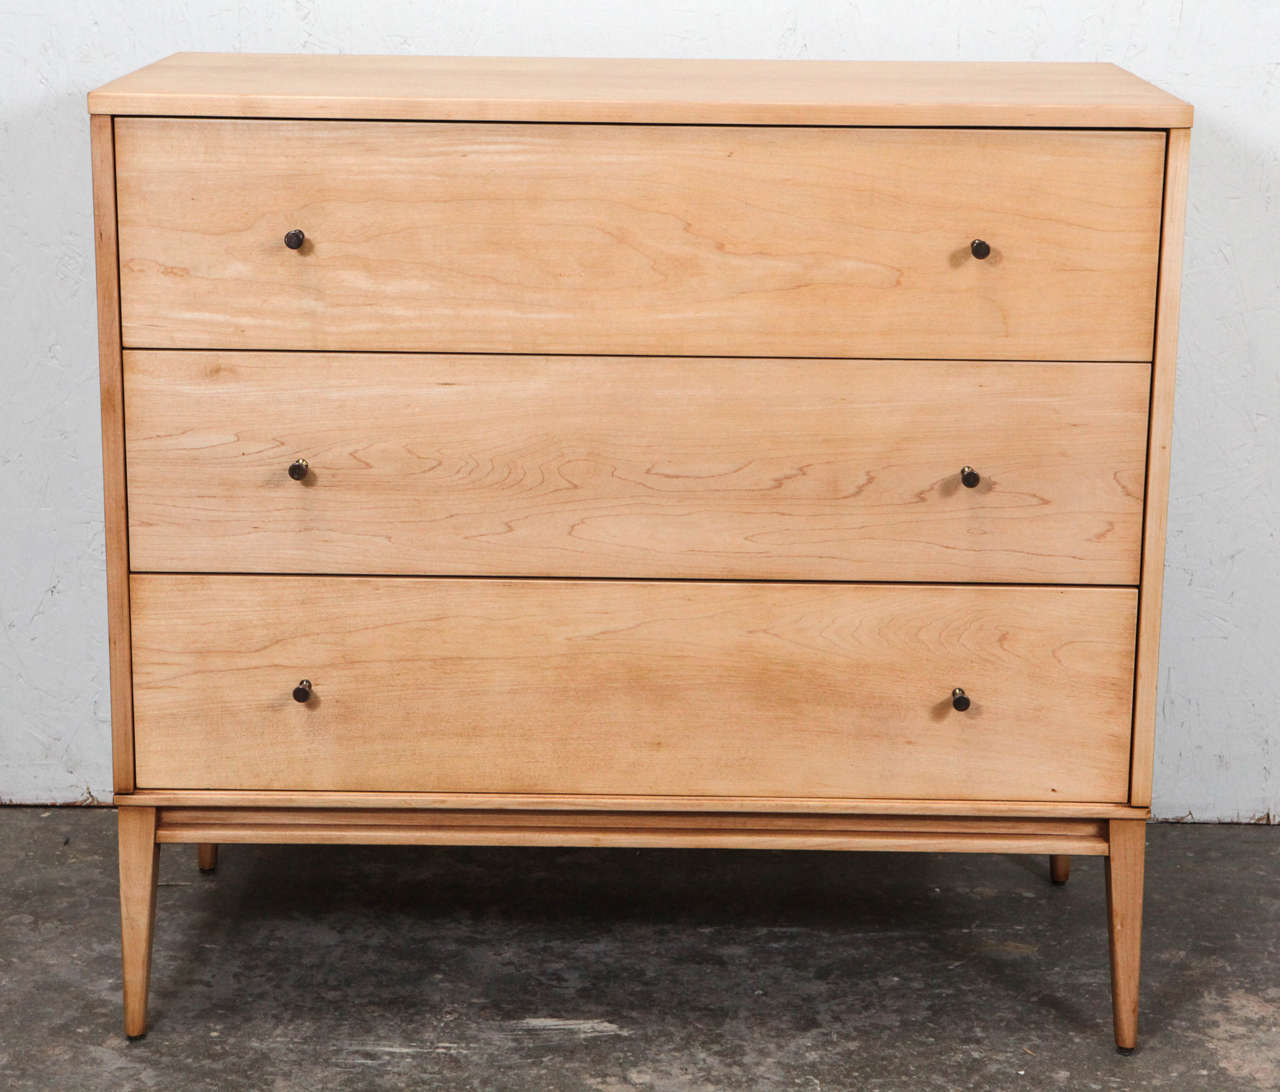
[152,807,1109,855]
[91,116,135,795]
[1050,854,1071,884]
[117,807,158,1038]
[1106,818,1147,1050]
[158,809,1106,837]
[93,53,1191,1049]
[130,576,1137,801]
[1131,129,1191,807]
[88,55,1193,127]
[124,353,1150,583]
[117,790,1152,819]
[114,120,1164,361]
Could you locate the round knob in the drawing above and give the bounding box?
[970,239,991,260]
[960,465,981,489]
[284,229,306,250]
[951,687,971,712]
[292,679,313,703]
[288,458,309,482]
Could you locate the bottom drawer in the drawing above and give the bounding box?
[130,576,1137,802]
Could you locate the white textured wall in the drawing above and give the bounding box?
[1,2,1275,819]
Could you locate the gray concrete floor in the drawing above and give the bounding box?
[0,811,1276,1091]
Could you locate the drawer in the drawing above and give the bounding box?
[125,353,1149,583]
[131,576,1138,801]
[115,120,1164,360]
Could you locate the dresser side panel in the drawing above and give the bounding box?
[1131,129,1190,806]
[91,115,135,795]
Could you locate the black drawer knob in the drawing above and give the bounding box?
[288,458,310,482]
[951,687,971,712]
[970,238,991,260]
[292,679,313,703]
[960,465,981,488]
[284,229,306,250]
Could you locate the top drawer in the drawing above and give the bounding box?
[115,120,1164,360]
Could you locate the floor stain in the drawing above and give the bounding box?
[1200,989,1280,1089]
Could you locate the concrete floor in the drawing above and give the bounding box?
[0,811,1276,1091]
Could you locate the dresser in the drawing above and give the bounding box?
[88,55,1192,1049]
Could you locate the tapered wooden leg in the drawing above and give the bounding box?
[118,807,160,1040]
[1106,819,1146,1053]
[1050,854,1071,885]
[197,843,219,873]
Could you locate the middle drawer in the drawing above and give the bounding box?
[124,352,1149,584]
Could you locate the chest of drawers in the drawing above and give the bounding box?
[89,55,1191,1049]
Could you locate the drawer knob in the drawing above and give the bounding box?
[288,458,310,482]
[292,679,313,703]
[960,465,981,488]
[970,238,991,260]
[951,687,971,712]
[284,229,306,250]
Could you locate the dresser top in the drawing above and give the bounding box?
[88,54,1191,128]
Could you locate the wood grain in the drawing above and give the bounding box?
[155,827,1106,855]
[117,806,158,1038]
[88,55,1193,128]
[92,54,1191,1050]
[123,353,1150,583]
[114,120,1165,361]
[152,807,1109,855]
[117,790,1152,819]
[1131,130,1190,807]
[130,576,1138,801]
[1106,818,1147,1050]
[157,809,1106,837]
[90,115,135,794]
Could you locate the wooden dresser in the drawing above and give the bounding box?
[89,55,1191,1048]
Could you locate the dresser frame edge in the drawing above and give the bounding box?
[149,806,1113,856]
[1130,127,1191,808]
[117,790,1150,821]
[91,114,135,796]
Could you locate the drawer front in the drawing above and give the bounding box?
[115,120,1164,360]
[131,576,1137,801]
[125,353,1148,584]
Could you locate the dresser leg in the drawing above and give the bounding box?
[118,807,160,1040]
[1050,854,1071,885]
[197,843,219,873]
[1106,819,1146,1053]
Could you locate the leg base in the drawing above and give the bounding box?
[1050,854,1071,885]
[119,807,160,1041]
[197,843,218,873]
[1116,1046,1135,1056]
[1106,819,1146,1054]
